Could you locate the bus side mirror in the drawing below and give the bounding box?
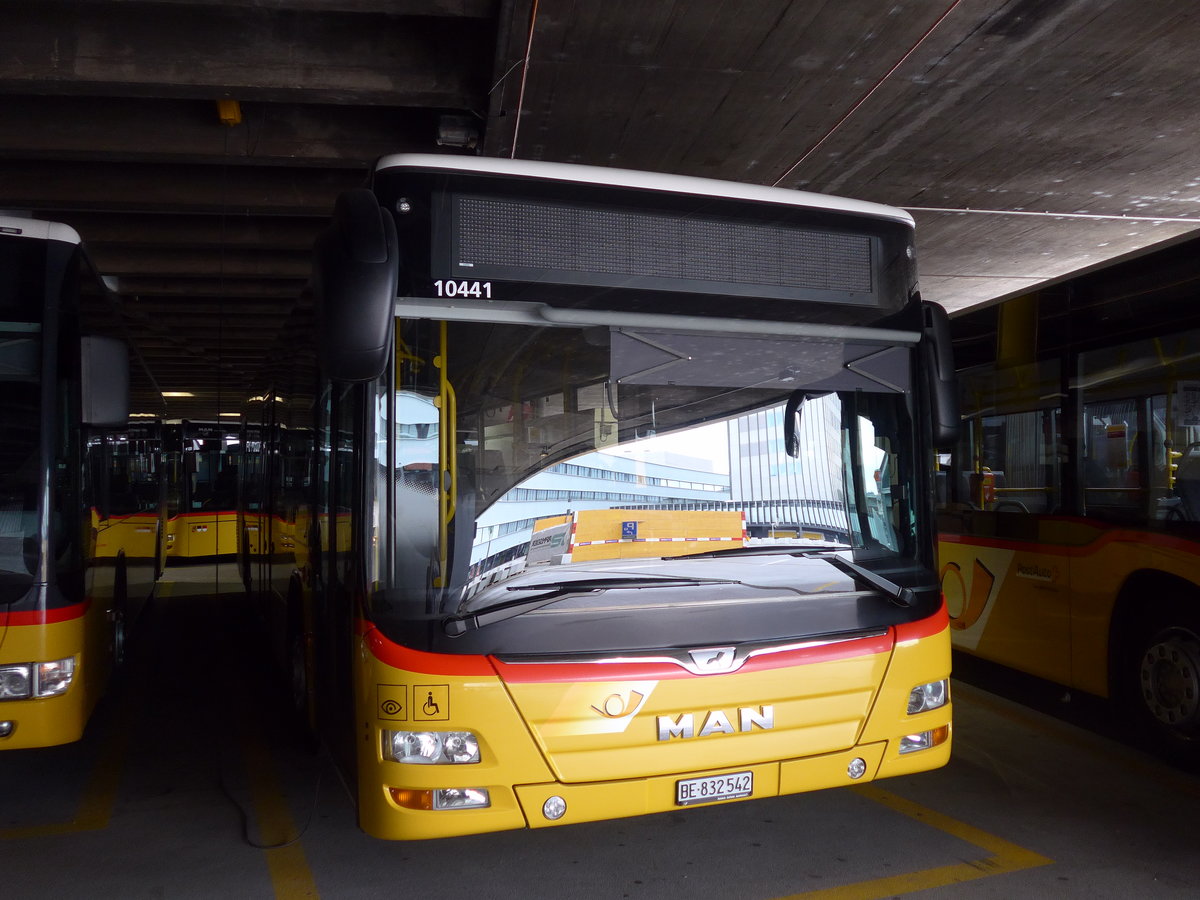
[81,336,129,426]
[921,302,959,450]
[312,189,399,382]
[783,390,805,458]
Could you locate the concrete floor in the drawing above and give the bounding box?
[4,565,1199,899]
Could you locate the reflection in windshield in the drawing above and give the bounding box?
[383,320,917,617]
[467,391,913,599]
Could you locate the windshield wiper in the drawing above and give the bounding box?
[803,551,918,607]
[670,544,920,607]
[444,576,741,635]
[670,543,851,561]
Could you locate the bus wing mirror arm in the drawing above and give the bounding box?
[922,301,960,450]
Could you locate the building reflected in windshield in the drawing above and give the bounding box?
[469,398,851,591]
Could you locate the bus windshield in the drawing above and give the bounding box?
[379,318,921,631]
[0,329,41,596]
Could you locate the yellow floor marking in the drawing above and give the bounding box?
[777,785,1053,899]
[242,727,320,899]
[0,669,139,840]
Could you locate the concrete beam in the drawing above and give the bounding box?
[109,277,306,298]
[58,212,324,250]
[0,96,450,165]
[481,0,535,159]
[0,160,365,214]
[69,0,496,17]
[0,4,492,107]
[913,210,1200,313]
[88,246,312,279]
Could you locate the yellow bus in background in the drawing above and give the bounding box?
[164,420,240,563]
[937,241,1200,761]
[0,215,161,749]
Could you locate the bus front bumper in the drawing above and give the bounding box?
[361,728,951,840]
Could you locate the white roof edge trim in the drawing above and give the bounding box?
[0,214,82,246]
[375,154,915,228]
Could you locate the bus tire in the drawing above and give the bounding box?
[241,532,252,593]
[285,585,313,733]
[111,558,128,669]
[288,626,308,719]
[1120,595,1200,763]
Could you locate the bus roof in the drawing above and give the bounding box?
[374,154,915,228]
[0,214,82,246]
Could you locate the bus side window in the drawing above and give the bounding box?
[949,359,1061,517]
[1170,442,1200,522]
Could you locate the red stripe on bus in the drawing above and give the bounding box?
[359,604,946,684]
[491,631,896,684]
[893,599,948,643]
[939,528,1200,559]
[360,623,496,677]
[0,599,90,627]
[91,510,161,524]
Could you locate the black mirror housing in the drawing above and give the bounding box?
[80,335,129,426]
[313,189,399,382]
[921,301,960,450]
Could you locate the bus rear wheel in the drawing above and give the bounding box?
[1138,626,1200,735]
[1122,604,1200,764]
[288,628,308,718]
[111,560,128,668]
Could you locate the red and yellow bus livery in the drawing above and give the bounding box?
[242,156,958,838]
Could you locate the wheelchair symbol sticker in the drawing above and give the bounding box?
[413,684,449,721]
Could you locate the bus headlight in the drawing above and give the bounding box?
[388,786,491,810]
[906,679,948,715]
[899,725,950,754]
[433,788,490,810]
[383,730,481,764]
[36,659,76,697]
[0,658,75,700]
[0,665,32,700]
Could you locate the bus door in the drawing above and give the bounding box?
[1069,334,1200,694]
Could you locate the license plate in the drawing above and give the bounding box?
[675,771,753,806]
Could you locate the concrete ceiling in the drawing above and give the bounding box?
[4,0,1199,418]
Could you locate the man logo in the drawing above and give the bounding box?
[657,706,774,741]
[687,647,738,674]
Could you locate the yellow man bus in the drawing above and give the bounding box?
[164,420,240,563]
[0,215,162,749]
[937,235,1200,761]
[242,155,959,839]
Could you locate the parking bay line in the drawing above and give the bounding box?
[777,784,1053,899]
[0,666,139,840]
[238,694,320,898]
